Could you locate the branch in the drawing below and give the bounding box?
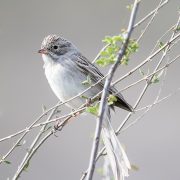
[92,0,169,64]
[137,0,164,42]
[122,87,180,132]
[116,14,180,134]
[80,13,180,180]
[112,32,180,87]
[86,1,140,179]
[80,53,180,180]
[117,54,180,93]
[12,110,77,179]
[12,104,59,179]
[133,0,169,28]
[135,87,180,112]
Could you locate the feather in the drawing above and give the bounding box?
[72,53,133,112]
[101,105,131,180]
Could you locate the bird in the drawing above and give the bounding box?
[38,34,133,180]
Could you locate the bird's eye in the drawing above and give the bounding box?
[53,45,58,50]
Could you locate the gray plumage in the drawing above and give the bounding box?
[40,34,133,112]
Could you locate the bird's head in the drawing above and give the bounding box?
[38,34,74,60]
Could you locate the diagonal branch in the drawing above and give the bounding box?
[86,1,140,180]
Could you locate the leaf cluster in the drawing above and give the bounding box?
[96,34,139,66]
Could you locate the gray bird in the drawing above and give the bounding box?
[38,34,132,180]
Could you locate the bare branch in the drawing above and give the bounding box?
[12,104,59,179]
[135,87,180,112]
[122,87,180,133]
[133,0,169,28]
[137,0,164,42]
[116,15,180,134]
[117,54,180,93]
[86,1,140,179]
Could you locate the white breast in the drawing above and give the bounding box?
[43,54,95,108]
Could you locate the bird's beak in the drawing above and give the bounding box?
[38,48,48,55]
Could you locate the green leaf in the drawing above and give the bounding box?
[132,42,139,52]
[159,41,164,47]
[99,35,139,67]
[106,46,115,54]
[102,36,113,44]
[112,35,124,43]
[121,39,138,65]
[139,68,145,76]
[82,75,92,85]
[121,56,129,65]
[108,95,117,105]
[80,95,89,99]
[128,39,139,53]
[131,164,139,171]
[96,58,106,66]
[176,26,180,31]
[151,74,159,83]
[23,161,30,172]
[100,50,109,56]
[4,160,11,165]
[126,4,133,11]
[159,41,165,52]
[151,70,164,84]
[86,103,99,116]
[96,57,115,67]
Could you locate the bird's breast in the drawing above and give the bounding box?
[44,62,99,108]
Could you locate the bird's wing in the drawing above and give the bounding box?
[72,52,105,82]
[71,52,133,112]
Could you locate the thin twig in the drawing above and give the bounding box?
[133,0,169,28]
[127,56,169,130]
[12,104,59,179]
[0,102,56,165]
[135,87,180,112]
[137,0,164,42]
[117,54,180,93]
[12,112,74,180]
[122,87,180,132]
[116,15,180,134]
[150,24,175,55]
[112,32,180,86]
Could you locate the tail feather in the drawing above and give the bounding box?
[115,95,134,112]
[101,107,131,180]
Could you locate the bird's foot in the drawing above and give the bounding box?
[86,98,92,107]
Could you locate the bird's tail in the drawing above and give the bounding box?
[101,107,131,180]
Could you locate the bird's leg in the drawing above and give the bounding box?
[86,98,92,107]
[71,108,82,116]
[54,115,62,131]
